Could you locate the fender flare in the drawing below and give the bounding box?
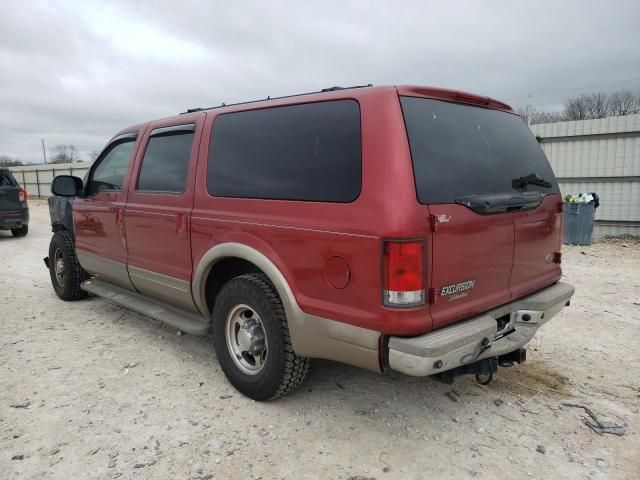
[193,242,298,322]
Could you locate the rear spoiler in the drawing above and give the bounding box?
[396,85,515,114]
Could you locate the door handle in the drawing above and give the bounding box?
[176,213,189,240]
[114,207,123,225]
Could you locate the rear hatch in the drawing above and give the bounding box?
[0,169,22,212]
[400,94,562,330]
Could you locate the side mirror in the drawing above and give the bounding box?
[51,175,83,197]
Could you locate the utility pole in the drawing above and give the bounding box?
[41,139,47,164]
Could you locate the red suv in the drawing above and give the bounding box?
[47,85,574,400]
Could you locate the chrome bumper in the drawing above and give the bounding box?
[388,281,575,377]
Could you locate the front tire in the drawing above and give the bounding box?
[48,231,88,301]
[212,273,310,401]
[11,225,28,237]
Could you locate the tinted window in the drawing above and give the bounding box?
[88,140,135,195]
[208,100,361,202]
[0,170,17,186]
[137,129,194,193]
[400,97,559,204]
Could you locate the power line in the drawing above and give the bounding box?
[505,77,640,103]
[517,89,640,110]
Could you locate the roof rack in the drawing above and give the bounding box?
[180,84,373,115]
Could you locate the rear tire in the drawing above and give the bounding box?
[11,225,28,237]
[212,273,310,401]
[48,231,88,301]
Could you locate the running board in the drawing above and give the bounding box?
[81,279,210,335]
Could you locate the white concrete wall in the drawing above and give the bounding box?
[8,162,90,198]
[531,114,640,238]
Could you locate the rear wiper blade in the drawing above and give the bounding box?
[456,192,544,215]
[512,173,552,190]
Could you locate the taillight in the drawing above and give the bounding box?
[18,188,27,203]
[383,240,425,306]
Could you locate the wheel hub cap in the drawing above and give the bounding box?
[225,304,268,375]
[53,249,65,286]
[237,324,264,353]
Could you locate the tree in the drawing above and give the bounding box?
[539,110,564,123]
[584,92,609,119]
[518,89,640,125]
[517,105,563,125]
[563,95,591,121]
[608,90,640,116]
[50,144,79,164]
[516,105,538,124]
[563,90,640,121]
[0,155,23,167]
[88,150,100,162]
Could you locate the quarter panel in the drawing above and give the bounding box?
[190,215,382,327]
[191,241,382,372]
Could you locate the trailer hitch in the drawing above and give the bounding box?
[434,348,527,385]
[475,371,493,385]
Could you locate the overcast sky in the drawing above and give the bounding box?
[1,0,639,163]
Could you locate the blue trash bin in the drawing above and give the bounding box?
[563,202,595,246]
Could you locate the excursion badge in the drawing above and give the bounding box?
[440,279,475,302]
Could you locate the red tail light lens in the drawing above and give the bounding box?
[18,188,27,203]
[383,240,425,306]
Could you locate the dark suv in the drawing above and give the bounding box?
[0,168,29,237]
[47,85,574,400]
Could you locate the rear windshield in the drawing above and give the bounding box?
[0,170,17,187]
[400,96,559,204]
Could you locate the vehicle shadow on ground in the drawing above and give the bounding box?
[0,230,20,240]
[303,356,567,400]
[89,297,570,419]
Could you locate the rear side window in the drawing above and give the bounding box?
[137,125,195,193]
[400,97,559,204]
[208,100,361,202]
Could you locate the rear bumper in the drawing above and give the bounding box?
[388,281,575,376]
[0,207,29,229]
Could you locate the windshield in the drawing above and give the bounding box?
[400,96,559,204]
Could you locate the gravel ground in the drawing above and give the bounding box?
[2,202,639,480]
